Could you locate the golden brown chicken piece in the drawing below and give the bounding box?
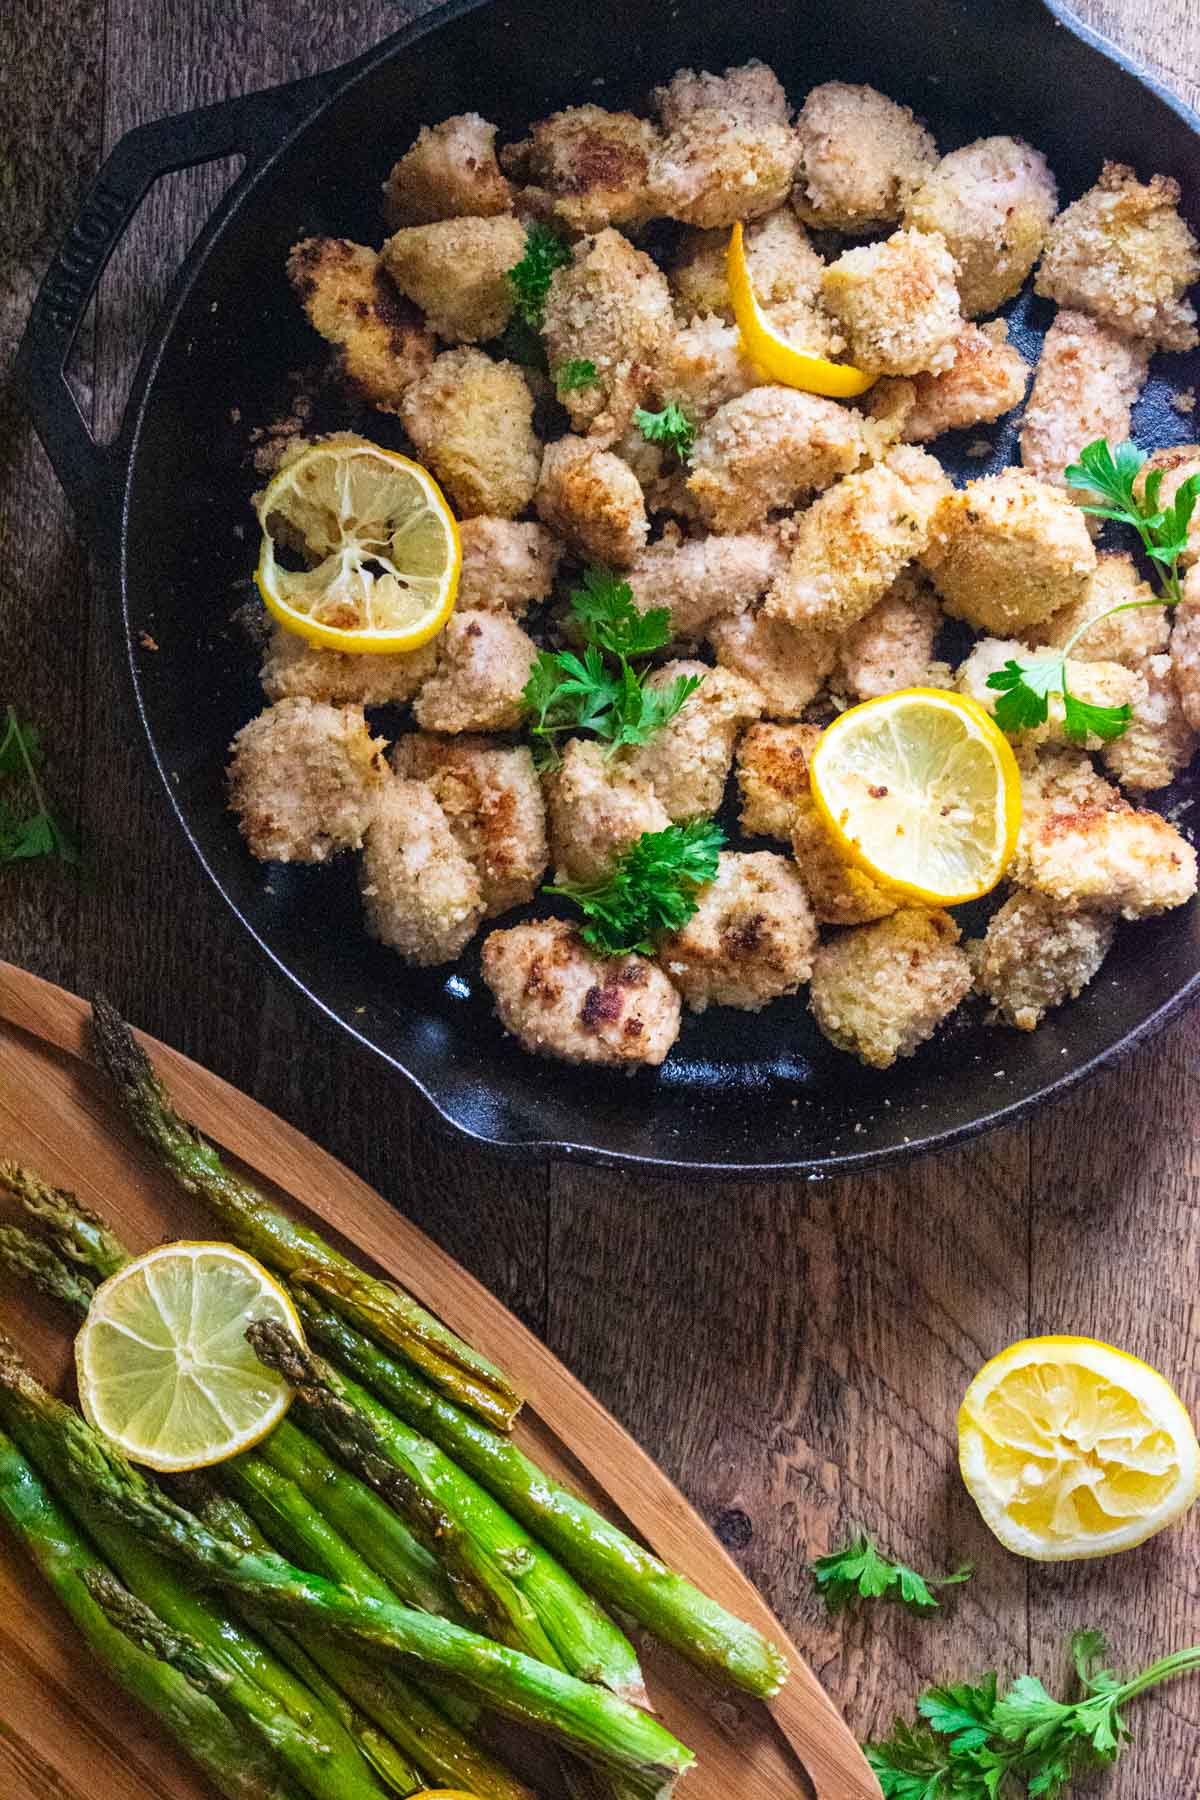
[259,628,438,707]
[1035,552,1168,669]
[360,776,485,964]
[792,82,937,235]
[809,908,972,1069]
[544,738,671,886]
[968,892,1114,1031]
[836,569,944,701]
[482,919,682,1068]
[456,518,562,616]
[820,229,962,377]
[287,238,433,411]
[623,663,762,819]
[651,60,799,229]
[228,698,387,864]
[921,470,1096,635]
[412,611,539,734]
[687,385,865,533]
[1019,310,1149,492]
[383,114,514,228]
[541,229,675,440]
[535,436,649,566]
[658,851,818,1012]
[400,349,541,518]
[394,733,548,915]
[381,216,527,343]
[878,321,1028,444]
[903,135,1058,315]
[707,606,836,719]
[501,105,661,234]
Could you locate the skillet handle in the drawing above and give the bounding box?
[13,69,339,553]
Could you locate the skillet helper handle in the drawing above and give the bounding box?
[13,69,338,552]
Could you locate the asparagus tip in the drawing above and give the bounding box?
[84,1568,224,1695]
[89,996,157,1103]
[0,1225,96,1311]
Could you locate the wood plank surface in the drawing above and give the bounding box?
[1,2,1199,1798]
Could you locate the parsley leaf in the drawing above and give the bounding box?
[987,656,1063,735]
[570,565,672,658]
[633,402,696,461]
[554,358,599,393]
[811,1533,972,1617]
[0,707,79,870]
[506,224,572,328]
[1060,690,1133,744]
[546,819,724,955]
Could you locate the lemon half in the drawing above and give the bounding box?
[809,688,1021,906]
[727,221,876,399]
[959,1335,1200,1561]
[256,437,459,654]
[76,1242,303,1472]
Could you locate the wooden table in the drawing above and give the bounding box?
[2,3,1198,1794]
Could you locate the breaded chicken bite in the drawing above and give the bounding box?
[651,60,798,229]
[1171,565,1200,729]
[1101,654,1196,791]
[657,316,764,424]
[394,734,547,915]
[836,568,942,701]
[400,349,541,518]
[625,525,785,639]
[921,470,1096,635]
[623,663,761,819]
[412,610,539,733]
[820,229,962,377]
[792,806,897,927]
[686,386,864,533]
[668,206,824,321]
[287,238,433,412]
[228,698,386,864]
[658,851,818,1012]
[259,627,439,706]
[541,230,675,439]
[382,114,513,228]
[736,721,814,839]
[360,777,484,963]
[456,517,562,616]
[535,436,649,566]
[500,106,660,234]
[381,216,526,343]
[1035,161,1200,350]
[793,83,937,235]
[1019,311,1149,492]
[544,737,670,884]
[1036,552,1169,668]
[880,321,1028,443]
[968,892,1114,1030]
[1010,744,1116,879]
[767,444,951,633]
[708,606,836,718]
[1134,445,1200,568]
[956,635,1143,752]
[481,919,681,1068]
[903,136,1058,315]
[809,907,971,1069]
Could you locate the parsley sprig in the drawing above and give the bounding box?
[506,223,573,328]
[868,1630,1200,1799]
[547,819,724,955]
[554,358,598,393]
[811,1533,972,1617]
[522,566,702,769]
[633,402,696,461]
[987,438,1200,744]
[0,707,79,868]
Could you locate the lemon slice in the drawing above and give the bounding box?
[809,688,1021,906]
[76,1242,303,1472]
[959,1336,1200,1561]
[256,437,460,654]
[727,222,877,399]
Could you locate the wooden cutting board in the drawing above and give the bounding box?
[0,960,879,1800]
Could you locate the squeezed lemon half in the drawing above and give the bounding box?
[727,221,876,398]
[76,1242,303,1472]
[256,437,460,654]
[958,1335,1200,1560]
[809,688,1021,906]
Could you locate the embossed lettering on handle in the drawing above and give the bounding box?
[38,181,132,337]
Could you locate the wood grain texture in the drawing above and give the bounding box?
[1,2,1199,1797]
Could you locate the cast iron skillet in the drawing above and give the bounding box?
[16,0,1200,1178]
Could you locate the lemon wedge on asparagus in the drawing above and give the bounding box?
[727,221,876,398]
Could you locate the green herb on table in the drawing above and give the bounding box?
[547,819,724,956]
[633,402,696,462]
[810,1533,972,1617]
[0,707,79,867]
[987,438,1200,744]
[506,223,573,328]
[554,359,598,393]
[867,1628,1200,1799]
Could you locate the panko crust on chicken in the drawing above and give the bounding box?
[400,348,541,518]
[394,733,547,915]
[535,436,649,566]
[767,444,951,634]
[792,82,937,235]
[456,518,562,616]
[1035,552,1169,668]
[412,611,539,734]
[481,919,682,1068]
[903,135,1058,316]
[381,216,527,344]
[541,230,675,440]
[735,721,815,840]
[1172,565,1200,729]
[287,238,434,411]
[968,892,1114,1031]
[360,777,484,964]
[259,627,439,707]
[836,568,943,701]
[228,698,387,865]
[623,662,762,819]
[820,229,962,377]
[669,206,825,321]
[921,469,1096,635]
[500,106,661,234]
[1035,161,1200,350]
[1101,653,1197,791]
[809,907,972,1069]
[657,316,765,424]
[544,738,670,885]
[686,385,864,533]
[658,851,818,1012]
[877,321,1028,444]
[625,524,785,640]
[1019,310,1150,492]
[651,60,799,230]
[382,114,514,228]
[707,606,836,719]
